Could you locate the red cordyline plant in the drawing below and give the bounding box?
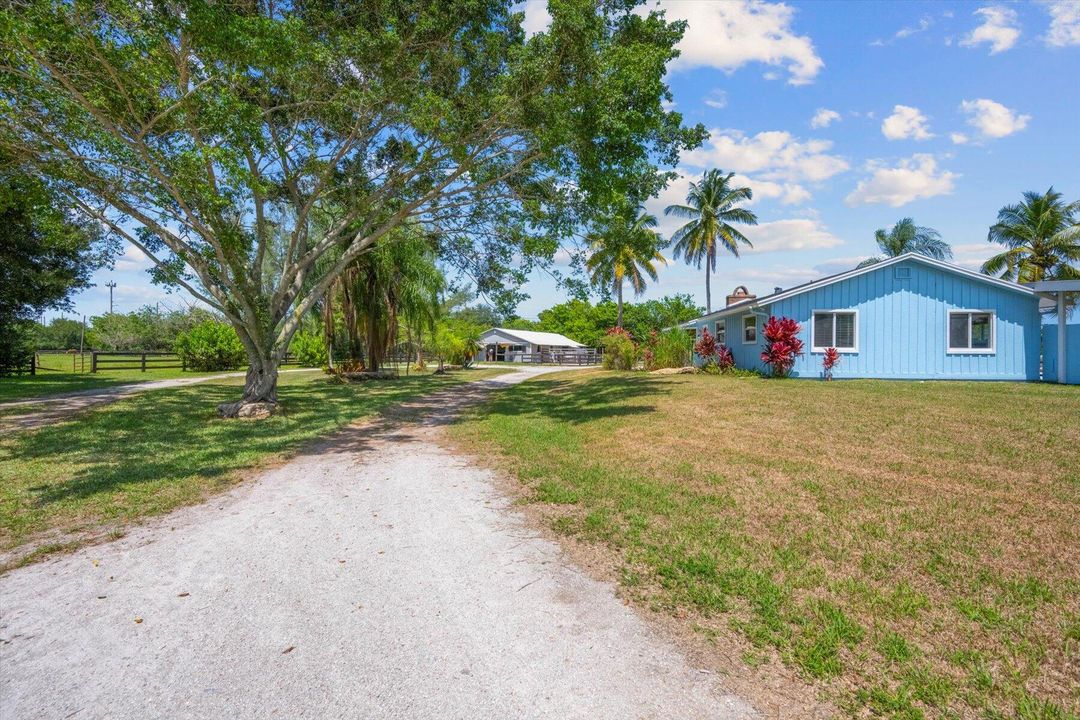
[716,344,735,371]
[822,347,841,380]
[759,316,804,378]
[693,327,718,360]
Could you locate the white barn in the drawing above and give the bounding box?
[478,328,586,362]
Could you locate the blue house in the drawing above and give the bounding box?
[681,253,1043,381]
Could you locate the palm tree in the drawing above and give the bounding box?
[857,218,951,268]
[665,169,757,313]
[981,188,1080,283]
[585,210,666,328]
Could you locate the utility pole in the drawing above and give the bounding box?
[79,315,86,354]
[105,281,117,314]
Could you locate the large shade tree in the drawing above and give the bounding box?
[856,218,951,268]
[981,188,1080,283]
[585,209,665,328]
[0,155,114,374]
[0,0,703,414]
[665,169,757,313]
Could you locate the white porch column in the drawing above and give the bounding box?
[1058,292,1067,384]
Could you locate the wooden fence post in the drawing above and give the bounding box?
[31,353,36,376]
[91,352,98,373]
[141,353,147,372]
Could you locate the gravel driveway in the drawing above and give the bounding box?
[0,366,757,719]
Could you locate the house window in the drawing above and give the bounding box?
[715,319,726,346]
[742,315,756,344]
[948,311,995,353]
[812,311,857,352]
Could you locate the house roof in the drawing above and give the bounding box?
[681,253,1036,326]
[481,328,585,348]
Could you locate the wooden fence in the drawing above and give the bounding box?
[30,350,304,374]
[492,351,603,365]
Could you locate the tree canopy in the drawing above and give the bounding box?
[585,209,666,327]
[533,294,703,346]
[665,169,756,313]
[982,188,1080,283]
[0,0,703,411]
[856,218,950,268]
[0,156,114,373]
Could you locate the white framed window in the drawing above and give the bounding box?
[811,310,858,352]
[947,310,995,353]
[742,315,757,344]
[715,319,726,346]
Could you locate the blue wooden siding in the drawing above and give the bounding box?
[689,260,1041,380]
[1042,322,1080,384]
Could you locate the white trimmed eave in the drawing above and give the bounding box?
[680,254,1035,329]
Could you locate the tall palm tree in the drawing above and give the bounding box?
[585,210,666,328]
[981,187,1080,283]
[665,169,757,313]
[856,218,951,268]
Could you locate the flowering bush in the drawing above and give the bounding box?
[759,316,804,378]
[716,344,735,372]
[601,326,637,370]
[822,346,841,380]
[693,327,718,361]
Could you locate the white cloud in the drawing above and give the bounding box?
[732,174,812,206]
[683,129,850,183]
[517,0,552,36]
[895,16,933,39]
[881,105,934,141]
[712,266,822,294]
[950,132,969,145]
[813,256,872,275]
[960,6,1021,54]
[744,218,844,253]
[1044,0,1080,46]
[950,243,1000,271]
[662,0,824,85]
[845,154,958,207]
[114,244,153,272]
[704,90,728,109]
[959,98,1031,139]
[810,108,841,129]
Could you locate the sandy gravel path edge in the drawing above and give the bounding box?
[0,366,758,719]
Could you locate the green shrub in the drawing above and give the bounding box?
[643,328,692,370]
[174,320,245,371]
[600,327,637,370]
[290,330,327,368]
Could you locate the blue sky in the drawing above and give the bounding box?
[57,0,1080,321]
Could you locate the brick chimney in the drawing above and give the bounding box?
[726,285,756,307]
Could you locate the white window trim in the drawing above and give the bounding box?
[810,309,859,353]
[715,319,726,345]
[946,309,996,354]
[742,315,757,344]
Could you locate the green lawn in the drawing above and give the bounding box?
[453,371,1080,719]
[0,368,503,567]
[0,367,224,403]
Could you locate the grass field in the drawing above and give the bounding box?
[453,371,1079,719]
[0,367,502,568]
[0,353,218,403]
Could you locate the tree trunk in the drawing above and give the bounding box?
[616,279,624,328]
[217,353,280,418]
[705,263,712,314]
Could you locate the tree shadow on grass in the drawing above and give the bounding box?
[2,374,465,529]
[455,372,676,426]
